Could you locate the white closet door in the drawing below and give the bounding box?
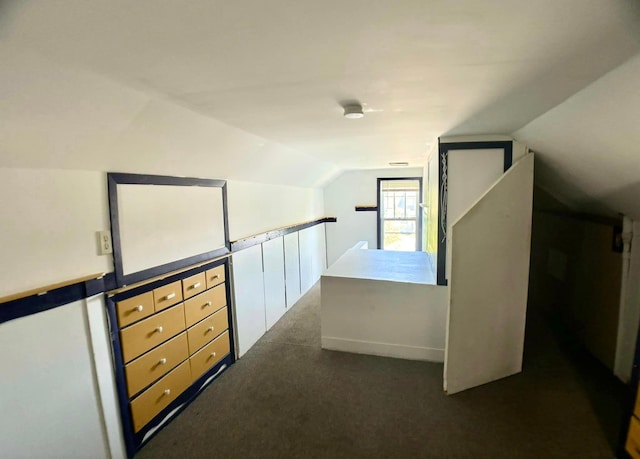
[284,232,301,308]
[232,245,266,357]
[445,155,534,394]
[299,224,325,295]
[263,237,286,330]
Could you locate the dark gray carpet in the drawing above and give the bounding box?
[138,283,623,458]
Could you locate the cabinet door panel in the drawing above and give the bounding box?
[232,245,266,357]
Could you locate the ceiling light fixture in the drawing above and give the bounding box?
[343,104,364,119]
[389,162,409,166]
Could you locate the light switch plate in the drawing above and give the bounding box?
[98,230,113,255]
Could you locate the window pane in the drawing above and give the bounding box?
[395,193,406,218]
[406,194,417,218]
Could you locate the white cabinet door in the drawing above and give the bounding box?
[284,232,301,308]
[299,224,326,294]
[263,237,286,330]
[232,245,266,357]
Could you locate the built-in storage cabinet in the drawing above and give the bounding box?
[106,258,234,457]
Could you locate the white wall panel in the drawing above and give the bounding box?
[446,149,504,280]
[0,302,108,458]
[284,233,301,308]
[0,168,111,297]
[299,224,326,295]
[232,245,266,357]
[262,237,287,330]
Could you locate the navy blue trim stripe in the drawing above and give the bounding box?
[355,206,378,212]
[0,273,114,325]
[230,217,337,252]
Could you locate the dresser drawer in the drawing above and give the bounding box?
[182,272,206,300]
[125,333,189,397]
[120,304,186,363]
[130,361,191,432]
[190,331,230,381]
[187,307,229,354]
[205,265,225,289]
[184,284,227,327]
[153,281,183,312]
[116,292,154,328]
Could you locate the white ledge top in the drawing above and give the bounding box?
[323,247,436,285]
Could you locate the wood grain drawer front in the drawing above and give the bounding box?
[125,333,189,397]
[153,281,183,312]
[120,304,186,363]
[116,292,154,328]
[187,307,229,354]
[190,331,230,381]
[184,284,227,327]
[130,361,191,432]
[628,417,640,459]
[182,272,206,300]
[206,265,225,289]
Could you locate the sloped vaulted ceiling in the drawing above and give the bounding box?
[514,53,640,219]
[0,0,639,190]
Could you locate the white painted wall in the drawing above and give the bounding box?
[445,154,534,394]
[0,168,112,297]
[324,167,423,267]
[227,181,325,240]
[0,301,109,458]
[446,148,505,280]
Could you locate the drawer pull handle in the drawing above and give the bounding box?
[204,301,212,308]
[208,326,215,333]
[165,293,176,301]
[155,326,164,333]
[210,352,217,358]
[159,358,167,365]
[163,389,171,396]
[191,282,201,289]
[134,305,144,312]
[212,275,220,280]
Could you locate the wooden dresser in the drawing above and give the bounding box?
[106,258,234,457]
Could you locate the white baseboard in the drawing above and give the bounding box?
[321,336,444,362]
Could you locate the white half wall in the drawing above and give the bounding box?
[324,167,423,267]
[445,154,534,394]
[321,276,447,362]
